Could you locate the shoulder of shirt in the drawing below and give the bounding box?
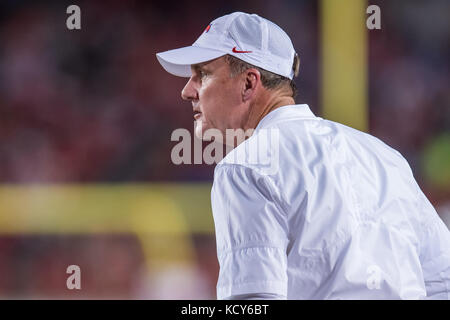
[214,133,279,178]
[215,104,316,176]
[215,103,411,178]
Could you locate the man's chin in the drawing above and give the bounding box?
[194,130,203,140]
[194,121,223,143]
[194,121,205,140]
[195,129,215,142]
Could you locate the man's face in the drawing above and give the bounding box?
[181,56,246,140]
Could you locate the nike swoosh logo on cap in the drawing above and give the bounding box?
[232,47,252,53]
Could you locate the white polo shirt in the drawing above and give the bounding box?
[211,104,450,300]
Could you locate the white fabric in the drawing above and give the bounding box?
[211,104,450,300]
[225,293,286,300]
[156,12,296,79]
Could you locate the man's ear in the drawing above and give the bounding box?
[242,68,260,102]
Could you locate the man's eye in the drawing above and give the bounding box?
[200,71,208,78]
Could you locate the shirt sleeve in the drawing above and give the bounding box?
[416,187,450,299]
[211,164,289,300]
[224,293,287,300]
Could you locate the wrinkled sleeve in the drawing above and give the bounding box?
[225,293,286,300]
[211,164,289,300]
[417,189,450,300]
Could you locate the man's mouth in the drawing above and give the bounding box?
[193,111,202,120]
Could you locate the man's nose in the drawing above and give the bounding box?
[181,77,198,101]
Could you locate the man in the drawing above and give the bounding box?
[156,12,450,299]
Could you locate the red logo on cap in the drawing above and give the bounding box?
[232,47,252,53]
[204,24,211,33]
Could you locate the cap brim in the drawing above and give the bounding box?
[156,45,226,77]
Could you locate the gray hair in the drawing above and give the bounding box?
[224,54,300,99]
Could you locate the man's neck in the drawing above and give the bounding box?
[244,93,295,131]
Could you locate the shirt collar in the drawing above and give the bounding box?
[255,104,316,131]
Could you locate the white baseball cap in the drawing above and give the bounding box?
[156,12,297,80]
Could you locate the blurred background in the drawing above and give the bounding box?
[0,0,448,299]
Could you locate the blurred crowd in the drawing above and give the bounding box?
[0,0,319,182]
[0,0,448,298]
